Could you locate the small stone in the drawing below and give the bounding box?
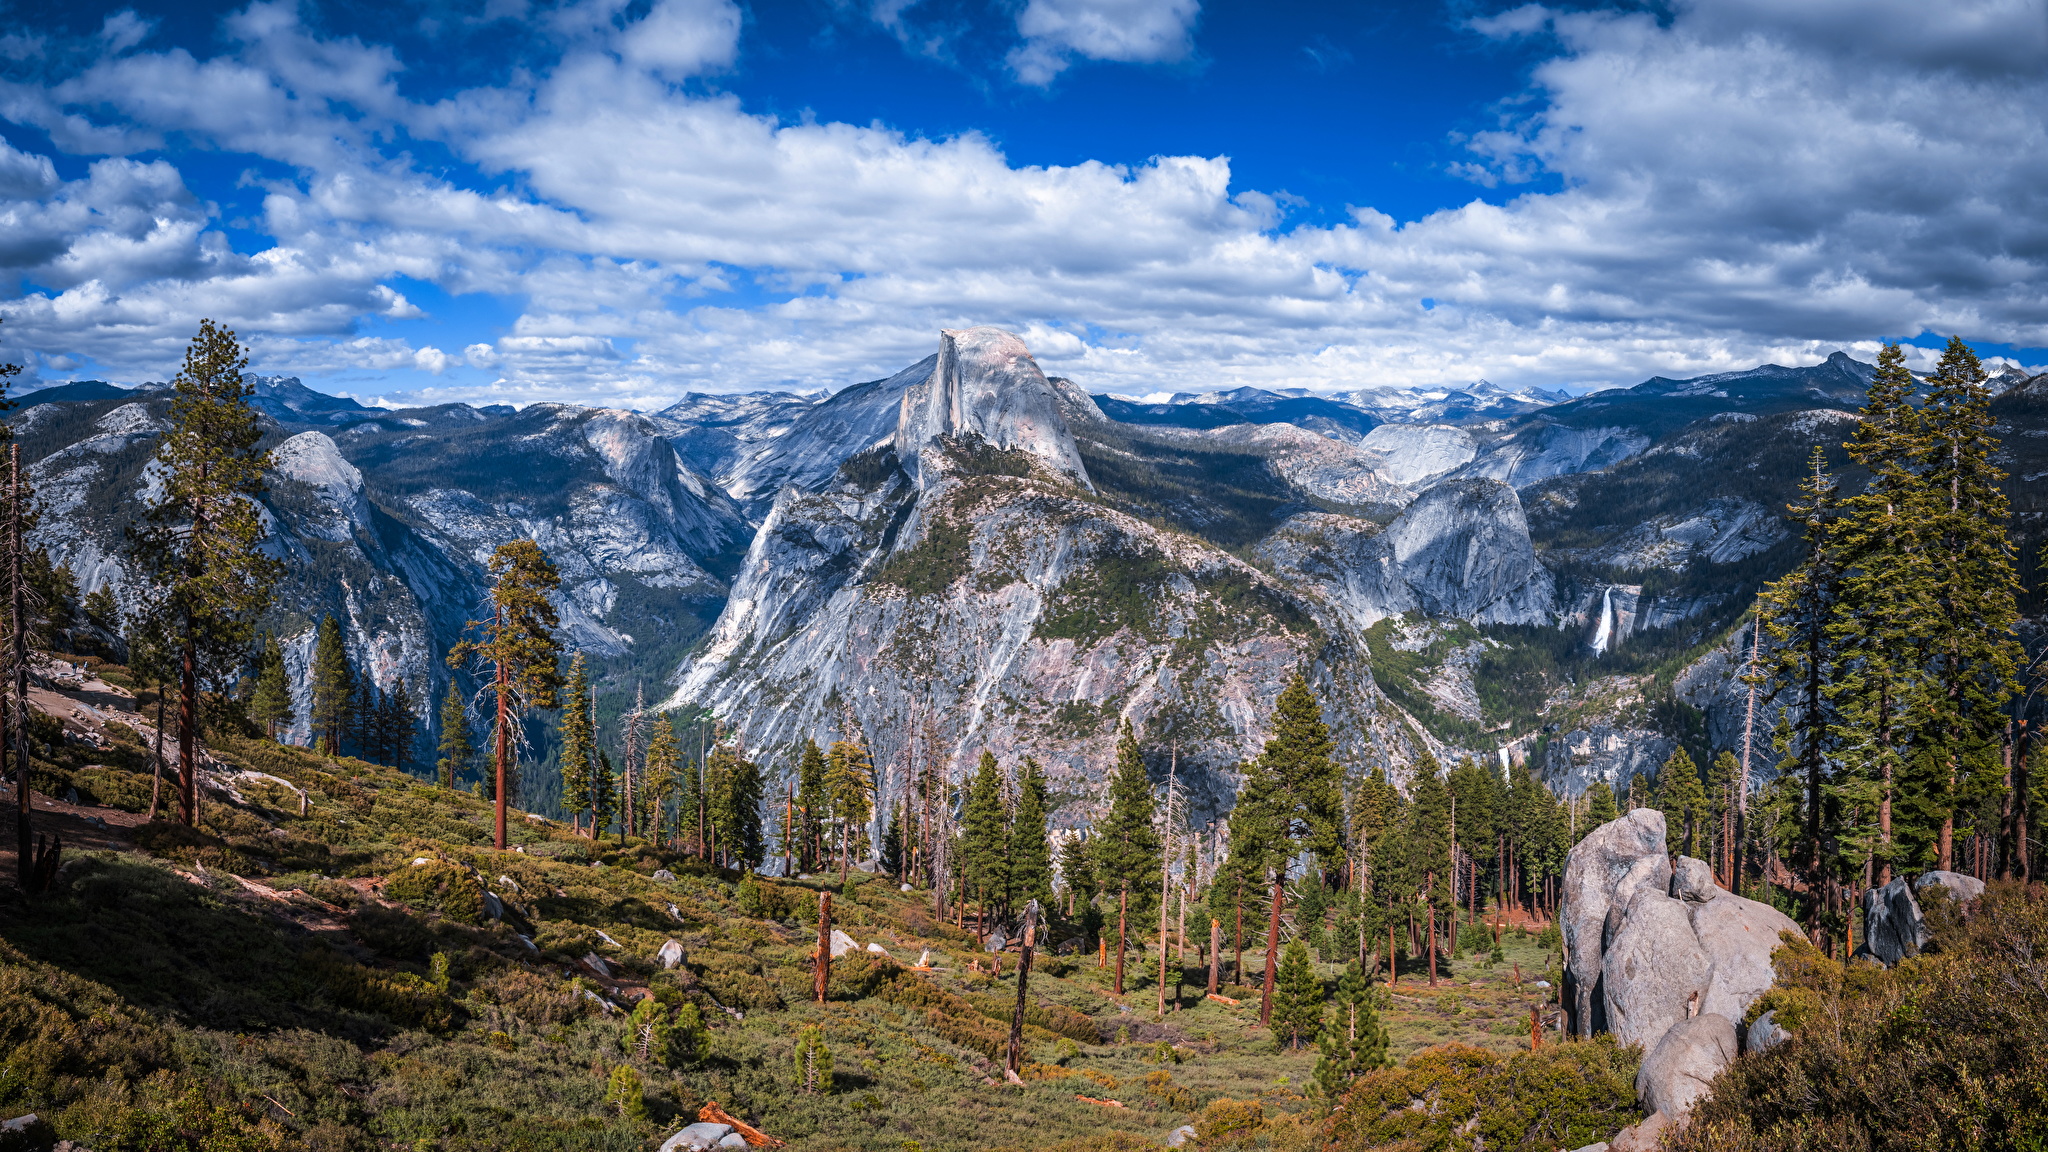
[483,891,505,920]
[658,1122,734,1152]
[1165,1124,1197,1147]
[866,942,890,956]
[582,953,613,979]
[1,1114,39,1133]
[658,939,685,969]
[1746,1009,1789,1054]
[715,1135,747,1150]
[653,869,676,881]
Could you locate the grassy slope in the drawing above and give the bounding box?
[1,661,1576,1152]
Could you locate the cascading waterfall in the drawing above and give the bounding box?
[1589,585,1615,655]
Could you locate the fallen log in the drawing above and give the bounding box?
[697,1102,783,1148]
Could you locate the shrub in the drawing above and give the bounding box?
[380,860,485,924]
[1670,880,2048,1152]
[1326,1039,1641,1152]
[1194,1098,1265,1146]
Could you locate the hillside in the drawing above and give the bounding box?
[1,654,1590,1152]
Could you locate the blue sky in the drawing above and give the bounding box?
[2,0,2045,408]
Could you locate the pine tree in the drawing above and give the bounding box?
[793,1025,832,1094]
[1707,752,1739,881]
[643,716,682,847]
[796,738,829,872]
[386,679,416,771]
[1269,938,1323,1051]
[1627,772,1649,813]
[1912,336,2022,872]
[1095,722,1161,995]
[311,616,352,756]
[437,679,472,789]
[348,680,376,760]
[559,652,596,832]
[709,742,764,867]
[1446,757,1499,918]
[825,740,874,882]
[1009,756,1055,911]
[592,745,618,840]
[1235,673,1343,1024]
[129,320,282,826]
[880,804,905,878]
[447,539,565,849]
[1584,780,1619,828]
[1314,961,1389,1096]
[1405,761,1454,979]
[961,751,1011,913]
[1060,829,1097,916]
[1830,342,1934,885]
[1656,748,1708,857]
[248,635,293,740]
[1759,448,1847,898]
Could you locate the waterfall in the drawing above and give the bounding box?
[1590,586,1615,655]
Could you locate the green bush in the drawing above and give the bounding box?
[1326,1039,1641,1152]
[1671,881,2048,1152]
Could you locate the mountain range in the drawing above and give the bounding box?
[20,336,2048,827]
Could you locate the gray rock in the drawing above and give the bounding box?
[1691,890,1801,1023]
[1568,1144,1609,1152]
[985,928,1008,952]
[1562,809,1671,1037]
[894,327,1093,491]
[0,1115,38,1134]
[653,869,676,881]
[715,1135,747,1150]
[1861,877,1926,965]
[1670,856,1717,903]
[1603,886,1711,1050]
[659,1122,734,1152]
[1917,870,1986,903]
[1606,1111,1675,1152]
[658,939,685,969]
[829,929,859,958]
[582,953,613,980]
[482,891,504,920]
[1746,1009,1789,1053]
[1165,1124,1197,1147]
[1379,478,1555,622]
[1637,1011,1737,1118]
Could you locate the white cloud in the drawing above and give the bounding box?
[1008,0,1201,85]
[5,0,2048,406]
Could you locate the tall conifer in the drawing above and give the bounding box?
[1010,757,1055,911]
[1095,722,1161,995]
[1235,673,1343,1024]
[437,679,472,789]
[961,751,1012,912]
[559,653,596,832]
[311,616,352,755]
[248,635,293,740]
[1314,961,1389,1096]
[132,319,281,825]
[447,539,565,849]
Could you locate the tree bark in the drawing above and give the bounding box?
[814,891,832,1004]
[1114,887,1128,996]
[1005,902,1038,1076]
[1259,874,1283,1027]
[1207,917,1220,996]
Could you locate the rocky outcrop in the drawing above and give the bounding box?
[1356,423,1476,486]
[1562,809,1670,1039]
[1858,876,1926,966]
[1257,477,1555,635]
[1563,816,1802,1135]
[1638,1011,1738,1118]
[1917,870,1986,904]
[895,327,1091,491]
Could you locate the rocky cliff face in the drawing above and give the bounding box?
[669,329,1412,823]
[14,389,747,751]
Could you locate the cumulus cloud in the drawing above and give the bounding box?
[1008,0,1202,85]
[2,0,2046,405]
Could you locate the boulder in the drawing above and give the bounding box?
[1637,1011,1738,1118]
[1166,1124,1197,1147]
[1861,877,1926,965]
[866,942,891,956]
[1746,1009,1789,1054]
[1562,809,1671,1036]
[659,1122,734,1152]
[1566,1146,1608,1152]
[829,929,859,958]
[716,1136,746,1150]
[658,939,685,969]
[582,953,613,980]
[1606,1111,1675,1152]
[653,869,676,881]
[1603,887,1710,1050]
[1691,890,1801,1023]
[1917,870,1986,903]
[483,891,505,921]
[1670,856,1716,903]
